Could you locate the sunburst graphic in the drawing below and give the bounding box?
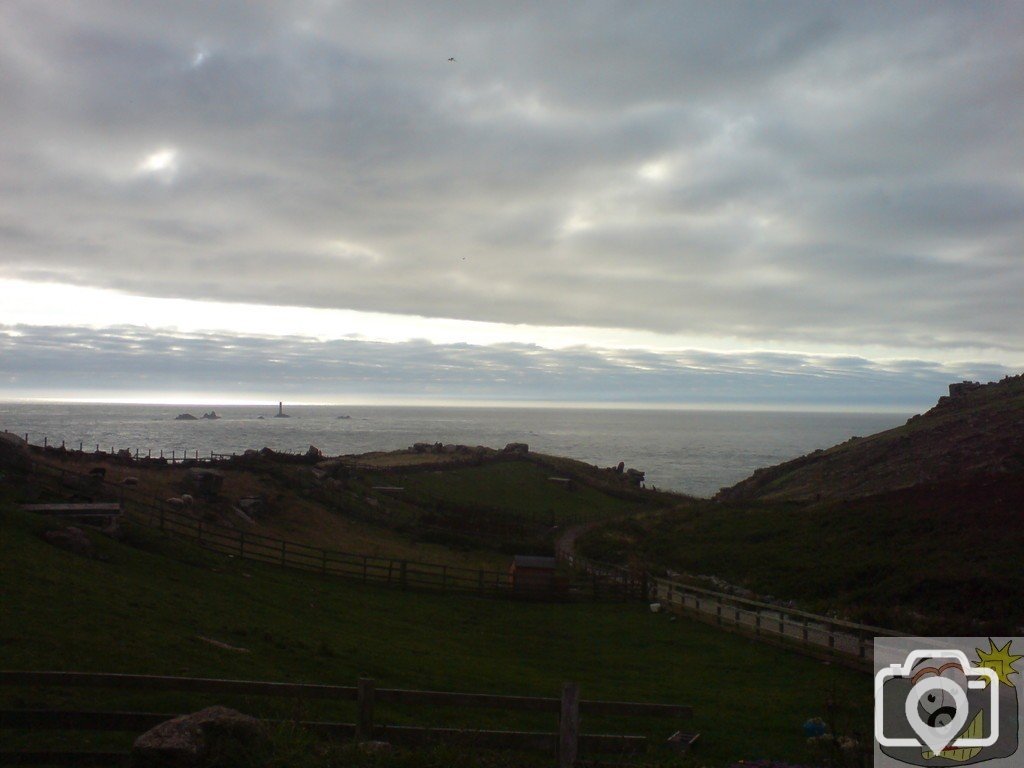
[975,638,1022,687]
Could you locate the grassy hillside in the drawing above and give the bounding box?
[22,447,680,566]
[0,503,869,766]
[578,472,1024,634]
[717,373,1024,502]
[377,461,646,525]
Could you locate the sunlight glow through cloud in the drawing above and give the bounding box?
[135,148,179,180]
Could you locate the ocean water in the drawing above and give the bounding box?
[0,403,908,497]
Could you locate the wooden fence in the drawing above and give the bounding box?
[651,577,900,670]
[23,459,644,602]
[13,437,900,669]
[0,671,693,767]
[558,550,899,671]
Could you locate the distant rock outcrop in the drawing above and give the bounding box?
[717,374,1024,503]
[175,413,198,421]
[503,442,529,455]
[201,411,220,420]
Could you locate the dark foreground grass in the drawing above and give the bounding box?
[0,504,870,766]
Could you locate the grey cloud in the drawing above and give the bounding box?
[0,325,1016,409]
[0,1,1022,357]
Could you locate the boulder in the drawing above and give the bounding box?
[185,468,224,497]
[235,496,266,518]
[503,442,529,455]
[131,706,268,768]
[625,468,645,486]
[305,445,323,459]
[43,527,95,557]
[165,498,185,510]
[61,472,102,493]
[123,476,139,486]
[0,431,32,472]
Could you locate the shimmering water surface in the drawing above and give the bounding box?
[0,403,907,497]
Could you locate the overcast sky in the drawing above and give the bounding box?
[1,2,1021,408]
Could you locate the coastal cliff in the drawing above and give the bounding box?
[716,374,1024,502]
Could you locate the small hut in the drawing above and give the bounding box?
[509,555,563,594]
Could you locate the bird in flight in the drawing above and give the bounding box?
[448,57,456,62]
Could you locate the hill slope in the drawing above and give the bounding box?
[0,504,866,764]
[717,374,1024,502]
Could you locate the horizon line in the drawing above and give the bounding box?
[0,395,920,415]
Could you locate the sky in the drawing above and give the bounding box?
[1,1,1021,409]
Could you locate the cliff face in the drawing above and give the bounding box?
[716,374,1024,503]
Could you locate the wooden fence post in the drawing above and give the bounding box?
[559,682,580,768]
[357,677,375,741]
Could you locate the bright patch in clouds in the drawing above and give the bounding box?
[135,148,179,180]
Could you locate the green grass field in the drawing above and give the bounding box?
[1,503,871,766]
[577,474,1024,634]
[375,461,647,526]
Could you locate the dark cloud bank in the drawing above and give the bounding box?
[0,325,1013,409]
[1,1,1022,358]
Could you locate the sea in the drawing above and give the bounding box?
[0,403,909,498]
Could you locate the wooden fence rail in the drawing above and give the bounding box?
[557,551,900,671]
[21,458,644,602]
[0,672,691,767]
[650,576,901,670]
